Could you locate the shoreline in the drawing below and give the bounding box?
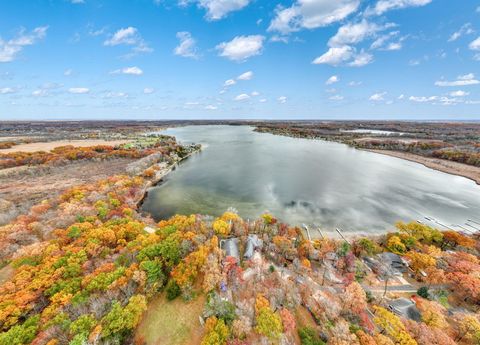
[365,149,480,186]
[254,127,480,186]
[135,146,201,208]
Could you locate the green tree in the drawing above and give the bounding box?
[69,314,96,338]
[101,295,147,339]
[255,307,283,342]
[0,315,40,345]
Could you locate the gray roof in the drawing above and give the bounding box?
[221,238,240,260]
[388,298,421,321]
[244,234,262,259]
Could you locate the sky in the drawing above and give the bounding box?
[0,0,479,120]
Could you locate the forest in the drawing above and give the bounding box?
[0,129,479,345]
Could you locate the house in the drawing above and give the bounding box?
[244,234,262,259]
[388,298,421,321]
[220,238,240,261]
[364,252,408,278]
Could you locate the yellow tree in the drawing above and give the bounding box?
[373,306,418,345]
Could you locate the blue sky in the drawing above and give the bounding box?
[0,0,479,120]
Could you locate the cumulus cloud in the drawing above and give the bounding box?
[234,93,250,101]
[329,94,344,100]
[268,0,360,34]
[449,90,469,97]
[409,95,436,102]
[181,0,251,21]
[313,20,395,67]
[68,87,90,94]
[349,51,374,66]
[237,70,253,80]
[251,91,260,96]
[216,35,264,62]
[469,36,480,51]
[104,27,152,55]
[0,87,15,94]
[205,104,218,110]
[448,23,474,42]
[313,46,353,65]
[435,73,479,87]
[325,75,339,85]
[174,31,198,58]
[224,79,236,87]
[143,88,155,94]
[367,0,432,16]
[408,95,464,106]
[369,92,386,101]
[111,66,144,75]
[277,96,287,103]
[0,26,48,62]
[328,20,392,47]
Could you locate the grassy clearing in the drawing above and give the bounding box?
[0,264,14,285]
[135,293,206,345]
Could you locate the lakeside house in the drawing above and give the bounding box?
[388,298,421,321]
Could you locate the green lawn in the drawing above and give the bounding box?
[135,293,206,345]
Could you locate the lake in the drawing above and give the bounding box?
[142,125,480,235]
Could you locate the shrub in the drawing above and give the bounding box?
[165,280,181,301]
[417,286,430,299]
[298,326,325,345]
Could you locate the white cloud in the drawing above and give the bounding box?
[407,95,464,106]
[216,35,264,62]
[64,69,73,76]
[329,94,344,100]
[183,0,251,21]
[32,89,49,97]
[409,96,437,102]
[70,0,85,3]
[369,92,386,101]
[349,51,374,66]
[259,98,267,103]
[313,46,353,65]
[0,87,15,94]
[143,88,155,94]
[0,26,48,62]
[237,71,253,80]
[103,91,128,99]
[469,37,480,51]
[268,0,360,34]
[325,75,339,85]
[448,23,474,42]
[68,87,90,94]
[313,20,393,67]
[111,66,144,75]
[205,104,218,110]
[449,90,469,97]
[367,0,432,16]
[104,27,138,46]
[234,93,250,101]
[174,31,198,58]
[435,73,479,87]
[277,96,287,103]
[104,27,152,55]
[398,94,405,100]
[329,20,390,47]
[251,91,260,96]
[384,42,402,50]
[348,81,362,86]
[224,79,236,87]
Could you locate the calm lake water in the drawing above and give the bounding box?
[142,125,480,235]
